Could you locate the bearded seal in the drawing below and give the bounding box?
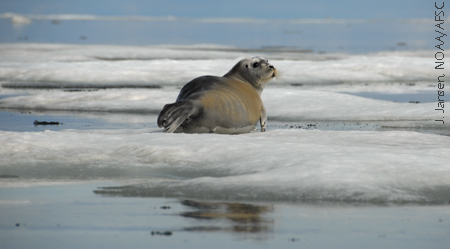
[157,56,277,134]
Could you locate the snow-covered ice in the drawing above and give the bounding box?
[1,129,449,203]
[0,43,433,88]
[0,43,449,204]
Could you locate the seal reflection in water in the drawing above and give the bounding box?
[157,57,278,134]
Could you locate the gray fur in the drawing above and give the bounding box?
[157,57,276,134]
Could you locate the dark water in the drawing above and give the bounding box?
[0,18,433,53]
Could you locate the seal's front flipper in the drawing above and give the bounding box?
[260,105,267,132]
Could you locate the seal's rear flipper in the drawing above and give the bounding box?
[157,100,199,133]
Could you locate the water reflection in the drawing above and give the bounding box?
[94,185,275,236]
[180,199,273,234]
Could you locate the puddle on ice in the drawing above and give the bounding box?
[343,91,438,104]
[0,109,156,132]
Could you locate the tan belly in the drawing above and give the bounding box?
[197,85,261,129]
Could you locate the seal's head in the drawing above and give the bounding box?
[224,56,277,94]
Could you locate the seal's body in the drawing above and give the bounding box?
[157,57,277,134]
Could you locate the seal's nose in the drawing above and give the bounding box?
[269,65,274,69]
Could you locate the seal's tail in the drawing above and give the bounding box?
[157,100,199,133]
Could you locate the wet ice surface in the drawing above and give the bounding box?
[1,183,449,249]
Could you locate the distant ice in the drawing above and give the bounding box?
[0,12,439,24]
[0,44,433,88]
[8,14,31,25]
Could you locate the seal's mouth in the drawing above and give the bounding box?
[271,68,278,78]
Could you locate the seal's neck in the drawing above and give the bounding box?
[224,74,267,95]
[253,81,267,95]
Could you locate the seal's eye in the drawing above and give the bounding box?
[252,62,259,68]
